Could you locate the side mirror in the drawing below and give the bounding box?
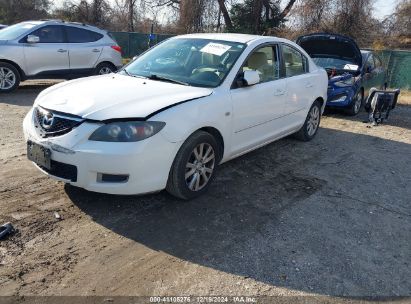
[366,66,372,74]
[27,35,40,44]
[242,70,260,86]
[132,56,138,61]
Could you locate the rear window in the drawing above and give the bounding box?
[66,26,103,43]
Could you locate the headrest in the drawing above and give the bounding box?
[248,52,267,70]
[284,52,293,65]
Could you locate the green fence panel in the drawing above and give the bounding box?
[109,32,174,59]
[375,50,411,89]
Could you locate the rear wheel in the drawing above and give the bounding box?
[347,89,363,116]
[294,100,321,142]
[166,131,221,200]
[0,63,20,93]
[95,62,116,75]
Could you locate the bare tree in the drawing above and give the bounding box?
[0,0,51,24]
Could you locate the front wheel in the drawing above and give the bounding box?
[294,100,321,142]
[166,131,221,200]
[347,89,363,116]
[0,63,20,93]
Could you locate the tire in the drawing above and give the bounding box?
[0,62,20,93]
[346,89,363,116]
[166,131,221,200]
[294,100,321,142]
[95,62,116,75]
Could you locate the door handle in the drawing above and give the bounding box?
[274,89,285,96]
[305,82,313,88]
[57,49,67,53]
[92,49,101,53]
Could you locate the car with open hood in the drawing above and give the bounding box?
[23,33,328,199]
[297,33,386,115]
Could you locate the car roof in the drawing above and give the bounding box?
[23,20,105,33]
[175,33,284,44]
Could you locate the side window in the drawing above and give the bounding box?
[282,45,306,77]
[242,45,279,83]
[28,25,64,43]
[66,26,103,43]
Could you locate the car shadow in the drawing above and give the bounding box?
[324,103,411,131]
[0,80,61,107]
[65,128,411,297]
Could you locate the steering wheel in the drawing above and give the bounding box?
[192,63,226,75]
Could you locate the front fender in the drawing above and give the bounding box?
[150,92,232,160]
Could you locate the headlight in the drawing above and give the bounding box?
[334,78,354,87]
[89,121,165,142]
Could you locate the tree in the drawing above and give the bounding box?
[382,0,411,48]
[0,0,51,24]
[216,0,232,30]
[228,0,296,34]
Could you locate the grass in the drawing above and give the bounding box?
[122,58,132,65]
[398,90,411,105]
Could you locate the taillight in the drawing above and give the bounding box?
[111,45,122,54]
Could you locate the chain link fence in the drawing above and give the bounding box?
[378,50,411,90]
[110,32,411,89]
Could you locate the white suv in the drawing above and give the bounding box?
[0,20,122,92]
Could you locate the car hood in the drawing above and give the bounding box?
[35,74,213,121]
[296,33,362,68]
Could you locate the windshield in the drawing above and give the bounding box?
[312,57,359,71]
[0,22,37,40]
[123,38,247,88]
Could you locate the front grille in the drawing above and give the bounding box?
[39,160,78,182]
[34,107,83,138]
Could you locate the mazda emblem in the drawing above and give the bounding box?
[41,112,54,129]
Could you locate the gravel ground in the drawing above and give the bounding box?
[0,81,410,299]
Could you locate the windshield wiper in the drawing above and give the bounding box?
[148,74,189,86]
[122,69,147,79]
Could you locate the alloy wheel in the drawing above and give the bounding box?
[185,143,215,192]
[353,91,362,114]
[0,67,16,90]
[307,105,320,136]
[99,67,113,75]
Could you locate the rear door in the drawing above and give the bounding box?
[65,26,104,73]
[22,25,69,76]
[281,44,314,115]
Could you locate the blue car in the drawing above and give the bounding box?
[297,33,386,115]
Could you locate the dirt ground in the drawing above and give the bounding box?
[0,81,410,299]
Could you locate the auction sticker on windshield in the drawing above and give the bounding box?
[200,43,231,56]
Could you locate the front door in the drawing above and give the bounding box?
[230,44,287,154]
[22,25,69,76]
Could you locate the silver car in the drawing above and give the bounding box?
[0,20,122,92]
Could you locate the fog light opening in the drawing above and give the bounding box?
[97,173,129,183]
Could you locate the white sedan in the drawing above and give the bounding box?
[23,33,328,199]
